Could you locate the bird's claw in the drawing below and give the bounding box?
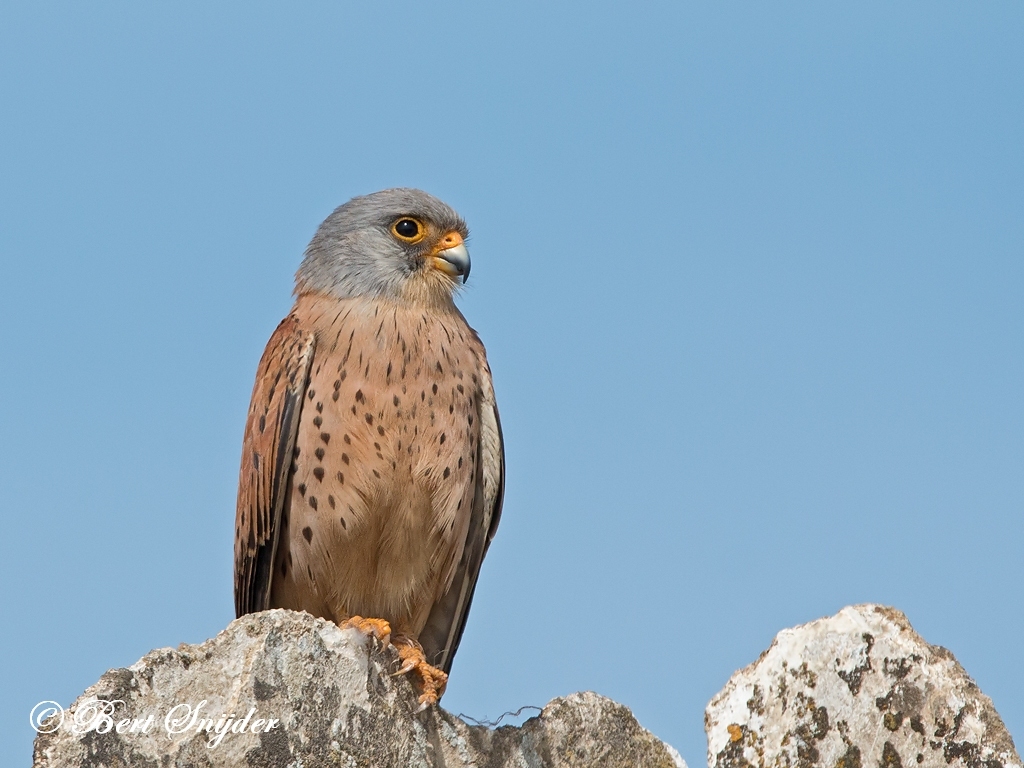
[392,640,448,708]
[393,656,419,677]
[340,615,392,648]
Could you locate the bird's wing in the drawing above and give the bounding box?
[234,315,315,617]
[420,358,505,673]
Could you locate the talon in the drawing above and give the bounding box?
[393,657,418,676]
[340,615,392,648]
[393,638,448,707]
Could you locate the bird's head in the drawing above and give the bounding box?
[296,188,471,306]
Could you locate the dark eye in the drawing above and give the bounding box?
[393,219,420,239]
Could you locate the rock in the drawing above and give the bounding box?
[706,604,1020,768]
[33,609,685,768]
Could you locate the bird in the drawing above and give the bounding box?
[233,188,504,707]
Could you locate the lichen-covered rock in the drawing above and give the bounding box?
[33,609,684,768]
[705,604,1020,768]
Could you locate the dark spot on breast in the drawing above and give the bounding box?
[252,453,259,470]
[258,415,266,432]
[333,379,341,390]
[377,425,385,436]
[298,483,307,497]
[432,383,438,395]
[313,467,324,482]
[344,434,351,444]
[386,361,392,378]
[457,384,464,394]
[372,469,380,478]
[307,390,315,400]
[439,433,446,445]
[365,413,374,425]
[313,416,322,428]
[320,432,330,444]
[339,516,347,528]
[355,389,364,403]
[458,457,463,468]
[328,495,335,509]
[316,401,323,412]
[393,395,400,406]
[449,404,454,413]
[340,369,347,380]
[342,454,350,464]
[336,471,345,484]
[436,362,443,373]
[308,497,318,511]
[315,447,325,461]
[302,526,313,543]
[374,442,381,450]
[457,499,462,510]
[443,467,450,479]
[332,391,339,401]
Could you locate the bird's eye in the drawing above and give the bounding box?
[391,218,424,242]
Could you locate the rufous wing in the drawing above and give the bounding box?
[234,315,315,617]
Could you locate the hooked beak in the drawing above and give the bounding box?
[430,231,471,284]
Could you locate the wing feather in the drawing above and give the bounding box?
[234,315,315,616]
[420,361,505,673]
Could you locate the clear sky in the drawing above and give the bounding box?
[2,3,1022,766]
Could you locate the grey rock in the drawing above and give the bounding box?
[705,604,1020,768]
[33,609,685,768]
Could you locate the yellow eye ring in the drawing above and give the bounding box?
[391,217,427,244]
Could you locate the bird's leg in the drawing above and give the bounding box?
[340,615,392,648]
[391,636,448,710]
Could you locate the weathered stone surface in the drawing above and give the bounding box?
[33,609,685,768]
[705,604,1020,768]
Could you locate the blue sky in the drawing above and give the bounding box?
[2,3,1022,765]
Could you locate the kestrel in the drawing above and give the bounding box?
[234,189,504,706]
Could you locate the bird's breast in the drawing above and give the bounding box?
[278,294,484,625]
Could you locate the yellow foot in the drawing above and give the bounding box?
[393,640,448,711]
[340,615,392,648]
